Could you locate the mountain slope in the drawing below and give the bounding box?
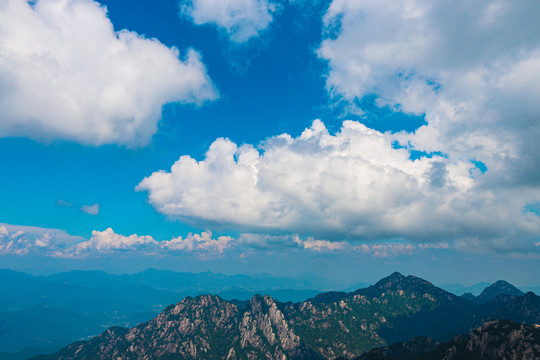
[417,319,540,359]
[353,320,540,360]
[475,292,540,325]
[284,272,476,358]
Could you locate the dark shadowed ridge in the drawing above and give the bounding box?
[416,320,540,359]
[350,320,540,360]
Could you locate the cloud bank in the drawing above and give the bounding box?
[0,224,232,258]
[180,0,276,42]
[0,222,454,259]
[137,120,540,252]
[0,0,216,146]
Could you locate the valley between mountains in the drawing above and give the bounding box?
[30,272,540,360]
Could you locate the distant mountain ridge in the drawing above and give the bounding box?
[32,272,540,360]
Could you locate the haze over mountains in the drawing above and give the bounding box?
[1,270,537,360]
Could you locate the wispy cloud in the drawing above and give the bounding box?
[56,200,73,207]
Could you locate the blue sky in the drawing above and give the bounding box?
[1,0,540,286]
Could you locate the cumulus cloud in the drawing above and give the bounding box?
[58,228,233,258]
[0,224,233,258]
[80,204,100,215]
[180,0,277,42]
[0,0,216,146]
[299,238,346,252]
[162,231,233,254]
[138,119,540,251]
[318,0,540,188]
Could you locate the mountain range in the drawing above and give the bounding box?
[0,268,324,359]
[31,272,540,360]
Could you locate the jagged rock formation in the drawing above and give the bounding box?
[32,273,540,360]
[34,294,321,360]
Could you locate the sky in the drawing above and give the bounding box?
[1,0,540,287]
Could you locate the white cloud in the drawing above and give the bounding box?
[318,0,540,188]
[138,119,540,251]
[76,228,157,252]
[162,231,233,254]
[299,237,346,252]
[0,0,216,146]
[180,0,277,42]
[0,224,233,258]
[80,204,100,215]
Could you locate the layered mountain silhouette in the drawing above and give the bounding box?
[32,272,540,360]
